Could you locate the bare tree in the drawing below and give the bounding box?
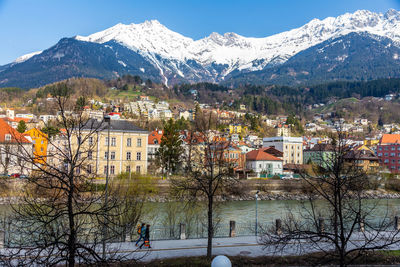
[171,110,239,259]
[261,130,400,266]
[2,83,143,266]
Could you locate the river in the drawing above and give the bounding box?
[141,199,400,239]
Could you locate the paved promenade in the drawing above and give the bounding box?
[125,236,265,261]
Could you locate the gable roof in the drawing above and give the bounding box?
[380,134,400,145]
[263,147,284,158]
[246,148,282,161]
[81,119,148,133]
[305,143,335,152]
[148,129,163,145]
[0,118,31,144]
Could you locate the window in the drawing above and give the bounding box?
[87,164,92,174]
[110,165,115,175]
[77,136,82,144]
[379,147,382,151]
[154,139,158,145]
[126,165,131,173]
[384,159,389,163]
[105,137,109,146]
[136,152,141,161]
[104,152,108,160]
[88,151,93,160]
[41,147,44,152]
[136,165,141,173]
[89,137,93,146]
[392,159,396,163]
[110,152,115,160]
[104,165,108,174]
[126,152,131,160]
[385,146,388,150]
[392,147,396,151]
[378,153,383,156]
[5,134,11,141]
[385,153,389,156]
[76,167,80,174]
[111,137,116,147]
[137,138,142,147]
[391,153,396,157]
[127,138,132,147]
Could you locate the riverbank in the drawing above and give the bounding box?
[0,190,399,204]
[145,189,400,202]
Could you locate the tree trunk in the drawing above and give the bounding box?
[207,195,213,259]
[67,175,76,266]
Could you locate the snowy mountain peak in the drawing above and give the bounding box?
[13,51,42,63]
[11,8,400,86]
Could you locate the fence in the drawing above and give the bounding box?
[0,216,399,248]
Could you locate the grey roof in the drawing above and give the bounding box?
[81,119,148,133]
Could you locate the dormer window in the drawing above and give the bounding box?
[5,134,11,141]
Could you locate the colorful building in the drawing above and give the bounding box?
[0,118,32,175]
[24,128,48,165]
[377,134,400,173]
[246,148,283,177]
[76,119,149,176]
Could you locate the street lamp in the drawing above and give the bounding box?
[255,190,259,236]
[102,115,111,260]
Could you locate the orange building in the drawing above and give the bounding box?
[24,128,48,165]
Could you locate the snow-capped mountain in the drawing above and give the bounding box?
[3,8,400,88]
[74,9,400,84]
[13,51,43,64]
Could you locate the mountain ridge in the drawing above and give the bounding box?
[2,8,400,88]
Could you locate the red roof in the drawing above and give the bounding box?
[246,148,282,161]
[0,118,31,144]
[148,129,163,145]
[380,134,400,145]
[3,117,31,123]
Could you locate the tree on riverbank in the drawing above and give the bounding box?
[261,129,400,266]
[156,118,183,178]
[3,83,143,266]
[171,109,239,259]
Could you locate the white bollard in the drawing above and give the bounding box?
[211,255,232,267]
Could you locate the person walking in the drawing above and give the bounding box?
[135,223,146,246]
[140,224,151,249]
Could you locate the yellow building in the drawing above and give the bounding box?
[363,139,379,147]
[344,145,379,173]
[78,119,148,177]
[228,124,243,134]
[24,128,48,165]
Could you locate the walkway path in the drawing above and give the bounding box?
[115,236,276,261]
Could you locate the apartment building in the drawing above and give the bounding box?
[24,128,48,165]
[377,134,400,173]
[263,136,303,165]
[79,119,148,176]
[0,118,32,175]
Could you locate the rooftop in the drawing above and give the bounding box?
[81,119,147,133]
[0,118,31,144]
[246,148,282,161]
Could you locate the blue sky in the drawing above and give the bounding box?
[0,0,400,65]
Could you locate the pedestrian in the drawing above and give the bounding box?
[140,224,151,249]
[135,223,146,246]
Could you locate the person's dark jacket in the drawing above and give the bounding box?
[145,227,150,239]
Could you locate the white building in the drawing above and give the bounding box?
[246,148,283,177]
[263,136,303,165]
